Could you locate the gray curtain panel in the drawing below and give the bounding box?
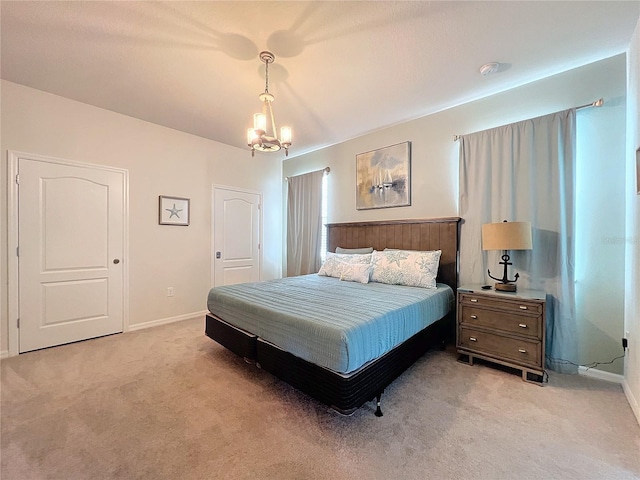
[459,109,577,373]
[287,169,324,277]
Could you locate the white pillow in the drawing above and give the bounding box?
[318,252,372,277]
[338,263,372,284]
[370,249,441,289]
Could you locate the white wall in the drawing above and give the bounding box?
[624,18,640,424]
[284,55,628,375]
[0,80,283,355]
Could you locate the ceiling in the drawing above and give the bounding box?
[2,1,639,159]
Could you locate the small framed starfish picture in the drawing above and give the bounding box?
[159,195,190,226]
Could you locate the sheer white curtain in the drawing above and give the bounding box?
[287,169,324,277]
[459,109,577,373]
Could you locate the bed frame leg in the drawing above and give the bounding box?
[375,393,383,417]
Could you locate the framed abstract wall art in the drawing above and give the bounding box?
[636,147,640,195]
[356,141,411,210]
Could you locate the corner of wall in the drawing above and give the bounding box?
[623,15,640,426]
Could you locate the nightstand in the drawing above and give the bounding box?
[456,285,546,384]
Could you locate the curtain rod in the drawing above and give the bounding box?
[284,166,330,181]
[452,98,604,142]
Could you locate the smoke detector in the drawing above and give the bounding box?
[480,62,500,76]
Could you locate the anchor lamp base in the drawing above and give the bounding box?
[495,282,517,292]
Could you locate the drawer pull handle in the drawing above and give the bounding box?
[519,305,528,310]
[518,323,528,328]
[518,348,527,353]
[470,315,478,319]
[469,337,477,342]
[470,299,478,303]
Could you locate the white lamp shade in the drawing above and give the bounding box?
[253,113,266,132]
[280,126,292,144]
[482,221,532,251]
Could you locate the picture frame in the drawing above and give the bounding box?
[159,195,190,226]
[636,147,640,195]
[356,141,411,210]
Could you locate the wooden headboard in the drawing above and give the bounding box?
[326,217,461,291]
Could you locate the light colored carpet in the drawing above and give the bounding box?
[2,317,639,480]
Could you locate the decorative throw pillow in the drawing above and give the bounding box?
[370,249,441,289]
[335,246,374,254]
[338,263,372,284]
[318,252,372,278]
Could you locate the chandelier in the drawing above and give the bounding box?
[246,51,292,157]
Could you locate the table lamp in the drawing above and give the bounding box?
[481,220,532,292]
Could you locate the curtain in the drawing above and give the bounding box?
[459,109,577,373]
[287,169,324,276]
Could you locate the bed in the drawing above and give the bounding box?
[205,217,460,415]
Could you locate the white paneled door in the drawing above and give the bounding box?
[18,157,126,353]
[213,186,261,286]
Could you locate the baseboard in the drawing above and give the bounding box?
[578,366,624,384]
[622,379,640,426]
[0,313,207,359]
[127,310,208,332]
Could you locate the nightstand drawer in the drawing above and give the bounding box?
[459,305,542,339]
[459,327,541,368]
[459,293,543,315]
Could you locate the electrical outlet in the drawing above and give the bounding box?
[167,287,174,297]
[622,338,628,350]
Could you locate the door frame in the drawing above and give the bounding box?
[7,150,130,357]
[211,184,263,288]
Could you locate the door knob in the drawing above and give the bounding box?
[113,259,120,264]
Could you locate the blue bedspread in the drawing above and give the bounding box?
[207,274,454,374]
